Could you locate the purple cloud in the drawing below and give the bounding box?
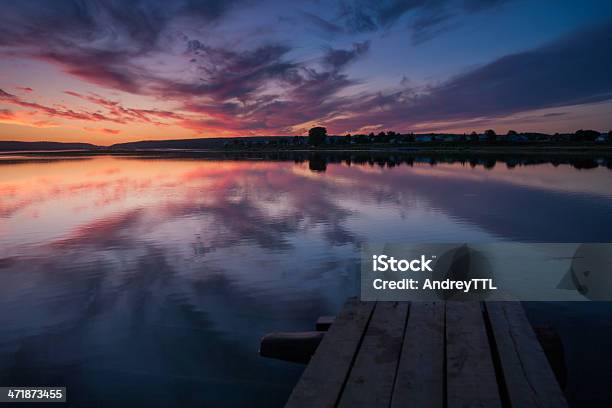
[0,1,610,135]
[323,22,612,132]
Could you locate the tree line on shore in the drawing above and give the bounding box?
[304,127,611,147]
[219,127,611,149]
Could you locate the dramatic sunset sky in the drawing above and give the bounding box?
[0,0,611,144]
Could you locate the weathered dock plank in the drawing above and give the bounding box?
[391,301,445,408]
[284,298,375,408]
[486,302,568,408]
[337,302,409,408]
[446,301,502,408]
[281,299,567,408]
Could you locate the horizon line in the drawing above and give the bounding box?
[2,128,611,147]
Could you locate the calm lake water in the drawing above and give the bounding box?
[1,152,612,407]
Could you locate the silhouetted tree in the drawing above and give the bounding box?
[485,129,497,142]
[469,131,478,142]
[507,130,517,136]
[308,126,327,146]
[574,129,599,142]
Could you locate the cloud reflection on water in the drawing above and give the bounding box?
[1,154,612,406]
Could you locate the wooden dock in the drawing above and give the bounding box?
[285,299,568,408]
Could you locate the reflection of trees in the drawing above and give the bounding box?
[484,159,496,170]
[308,154,327,172]
[117,150,611,172]
[298,152,609,173]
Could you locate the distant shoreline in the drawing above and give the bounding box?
[2,143,612,157]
